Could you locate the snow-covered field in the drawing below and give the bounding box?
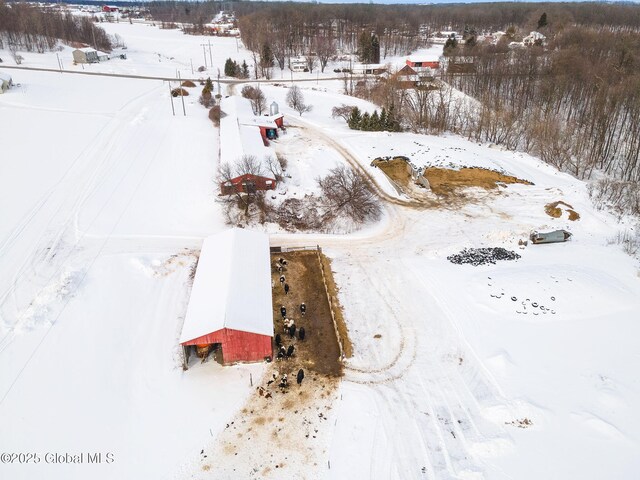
[2,21,640,480]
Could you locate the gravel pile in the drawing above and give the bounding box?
[447,247,521,266]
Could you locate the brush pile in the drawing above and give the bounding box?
[447,247,521,266]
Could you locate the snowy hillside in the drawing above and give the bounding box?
[1,20,640,480]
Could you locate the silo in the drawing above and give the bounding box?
[270,101,279,116]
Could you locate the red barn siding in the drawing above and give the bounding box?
[220,173,277,195]
[182,328,272,364]
[406,60,440,69]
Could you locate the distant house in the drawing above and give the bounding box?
[393,65,420,88]
[0,71,12,94]
[102,5,119,12]
[73,48,99,64]
[179,228,273,366]
[523,31,546,47]
[406,58,440,70]
[220,173,277,195]
[352,63,388,75]
[289,56,307,72]
[406,58,440,78]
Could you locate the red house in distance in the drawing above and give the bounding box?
[406,58,440,69]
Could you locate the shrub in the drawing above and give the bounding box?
[181,80,196,88]
[209,105,225,126]
[171,88,189,97]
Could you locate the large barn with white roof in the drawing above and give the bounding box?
[179,228,273,365]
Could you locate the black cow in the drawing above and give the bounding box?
[284,283,290,295]
[297,369,304,385]
[275,333,282,347]
[298,327,305,341]
[280,306,287,318]
[300,303,306,316]
[287,345,295,357]
[288,324,296,338]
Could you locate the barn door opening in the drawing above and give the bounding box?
[242,181,257,194]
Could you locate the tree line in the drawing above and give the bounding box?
[349,22,640,214]
[0,1,112,55]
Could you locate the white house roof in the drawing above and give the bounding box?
[179,228,273,344]
[76,47,97,53]
[220,96,280,165]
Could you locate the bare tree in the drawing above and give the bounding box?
[314,35,336,73]
[304,51,318,74]
[265,155,284,181]
[235,154,264,177]
[241,85,267,115]
[331,104,356,122]
[317,165,381,224]
[286,85,312,116]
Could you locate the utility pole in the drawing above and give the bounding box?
[168,81,175,116]
[177,72,186,116]
[217,68,221,96]
[201,44,208,68]
[56,53,62,72]
[91,26,97,50]
[208,39,213,66]
[190,58,194,75]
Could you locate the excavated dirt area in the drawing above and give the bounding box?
[197,251,344,478]
[423,167,533,196]
[545,200,580,221]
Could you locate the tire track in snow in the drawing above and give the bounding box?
[0,86,168,353]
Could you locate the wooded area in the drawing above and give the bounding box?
[0,1,112,53]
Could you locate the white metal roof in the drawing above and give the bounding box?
[220,96,277,165]
[179,228,273,343]
[77,47,97,53]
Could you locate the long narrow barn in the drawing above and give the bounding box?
[180,228,273,365]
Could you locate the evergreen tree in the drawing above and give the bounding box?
[224,58,237,77]
[371,35,380,64]
[241,61,249,79]
[443,35,458,56]
[358,31,372,63]
[379,108,388,131]
[203,77,214,95]
[537,12,548,30]
[386,105,401,132]
[347,106,362,129]
[371,110,380,130]
[261,43,273,68]
[360,112,371,131]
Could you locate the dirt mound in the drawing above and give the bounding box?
[423,167,532,196]
[372,156,413,187]
[171,87,189,97]
[545,201,580,221]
